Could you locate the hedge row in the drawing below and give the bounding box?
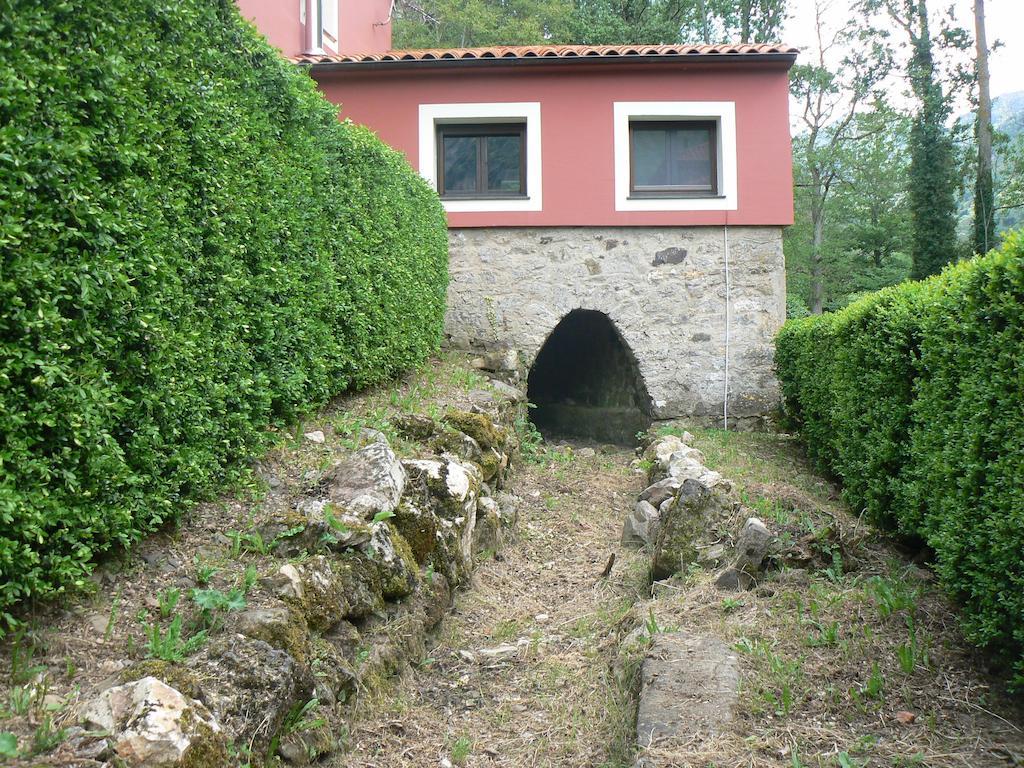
[776,233,1024,685]
[0,0,448,620]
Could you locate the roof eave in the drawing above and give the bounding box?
[301,51,798,74]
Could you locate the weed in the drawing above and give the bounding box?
[372,509,396,524]
[192,586,247,630]
[0,732,17,759]
[721,598,744,613]
[158,587,181,619]
[805,620,841,647]
[225,529,243,558]
[30,716,65,756]
[451,735,472,765]
[866,576,918,620]
[194,557,218,585]
[145,616,207,662]
[103,590,121,643]
[862,662,885,700]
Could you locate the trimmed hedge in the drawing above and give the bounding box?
[776,233,1024,685]
[0,0,447,620]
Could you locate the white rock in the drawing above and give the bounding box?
[303,430,326,444]
[81,677,223,766]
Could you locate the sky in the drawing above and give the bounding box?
[782,0,1024,101]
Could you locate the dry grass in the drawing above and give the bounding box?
[332,443,649,768]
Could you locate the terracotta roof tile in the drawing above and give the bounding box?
[292,43,798,65]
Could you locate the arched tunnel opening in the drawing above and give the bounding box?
[527,310,653,445]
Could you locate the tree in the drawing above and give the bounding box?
[859,0,965,279]
[972,0,995,254]
[393,0,571,48]
[788,0,887,313]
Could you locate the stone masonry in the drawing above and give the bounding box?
[444,226,786,427]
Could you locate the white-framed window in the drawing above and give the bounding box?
[418,103,542,213]
[613,101,737,212]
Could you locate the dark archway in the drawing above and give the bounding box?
[527,310,652,444]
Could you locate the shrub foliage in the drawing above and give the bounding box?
[0,0,448,620]
[776,233,1024,685]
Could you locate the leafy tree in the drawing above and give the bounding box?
[788,0,889,313]
[393,0,572,47]
[859,0,967,279]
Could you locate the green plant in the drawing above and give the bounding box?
[776,234,1024,686]
[194,558,218,586]
[191,586,247,631]
[372,510,396,524]
[145,616,207,662]
[451,735,472,765]
[0,732,17,759]
[157,588,181,619]
[0,0,447,627]
[721,598,744,613]
[863,662,885,700]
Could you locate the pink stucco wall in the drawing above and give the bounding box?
[236,0,391,57]
[312,62,794,228]
[236,0,304,57]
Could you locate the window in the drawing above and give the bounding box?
[437,124,526,199]
[629,120,717,197]
[418,103,542,213]
[613,102,736,212]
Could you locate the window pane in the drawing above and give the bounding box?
[486,134,522,193]
[443,136,478,194]
[668,127,712,188]
[632,129,669,187]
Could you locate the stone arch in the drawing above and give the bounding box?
[526,309,653,444]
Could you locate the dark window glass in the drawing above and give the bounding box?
[629,121,717,196]
[437,123,526,198]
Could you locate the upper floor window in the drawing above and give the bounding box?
[613,101,736,212]
[418,102,542,213]
[629,120,717,197]
[438,123,526,199]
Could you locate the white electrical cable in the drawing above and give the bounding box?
[723,224,731,431]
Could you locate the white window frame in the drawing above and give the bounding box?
[613,101,737,212]
[419,102,542,213]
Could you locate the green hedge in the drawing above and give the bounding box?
[776,233,1024,685]
[0,0,448,621]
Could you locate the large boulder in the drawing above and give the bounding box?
[651,480,731,580]
[81,677,228,767]
[363,522,420,600]
[189,635,314,753]
[320,439,406,520]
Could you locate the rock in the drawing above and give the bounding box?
[263,563,304,600]
[392,414,438,441]
[715,567,754,592]
[392,499,439,565]
[665,454,723,488]
[364,523,419,601]
[470,349,519,373]
[81,677,227,767]
[190,635,314,753]
[639,478,681,509]
[303,430,326,444]
[443,410,508,453]
[635,633,738,750]
[233,607,310,663]
[334,551,385,619]
[621,500,660,547]
[473,496,504,555]
[290,556,350,630]
[87,613,110,636]
[577,447,597,459]
[321,439,406,520]
[495,492,520,527]
[700,544,728,564]
[477,644,519,661]
[651,480,728,580]
[734,517,773,572]
[488,380,526,403]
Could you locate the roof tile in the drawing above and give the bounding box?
[292,43,798,65]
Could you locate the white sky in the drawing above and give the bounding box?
[782,0,1024,100]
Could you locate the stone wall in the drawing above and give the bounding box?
[445,226,786,428]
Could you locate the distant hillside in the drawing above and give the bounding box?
[992,90,1024,137]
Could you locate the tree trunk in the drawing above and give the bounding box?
[810,199,825,314]
[741,0,751,43]
[973,0,995,254]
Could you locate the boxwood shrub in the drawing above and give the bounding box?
[776,233,1024,686]
[0,0,448,621]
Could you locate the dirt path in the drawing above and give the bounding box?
[333,446,646,768]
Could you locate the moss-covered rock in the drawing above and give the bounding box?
[117,661,201,701]
[392,500,438,565]
[651,480,730,581]
[334,551,385,618]
[285,556,350,632]
[308,636,358,707]
[443,410,508,452]
[366,523,420,601]
[232,606,311,664]
[392,414,440,442]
